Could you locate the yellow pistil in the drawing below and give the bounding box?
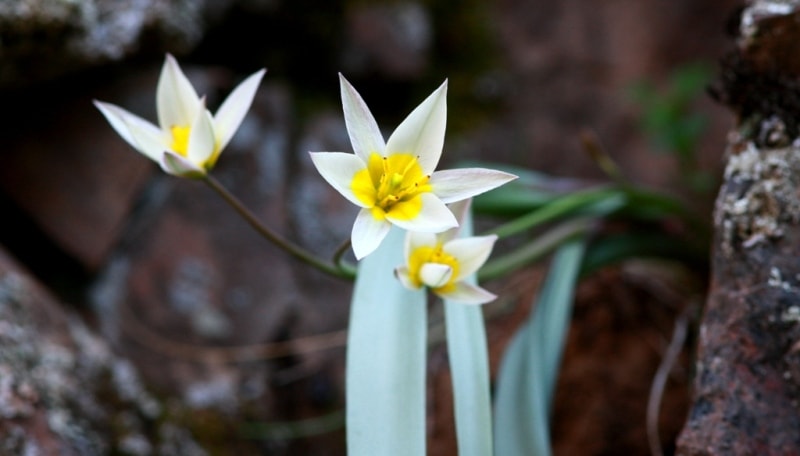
[408,243,460,291]
[170,125,191,157]
[351,153,432,221]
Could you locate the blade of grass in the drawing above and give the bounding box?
[494,238,586,456]
[346,227,427,456]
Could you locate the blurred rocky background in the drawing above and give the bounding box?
[0,0,740,454]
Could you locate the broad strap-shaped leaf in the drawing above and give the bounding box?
[494,239,586,456]
[443,206,494,456]
[347,227,427,455]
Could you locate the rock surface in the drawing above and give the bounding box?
[0,246,208,456]
[677,1,800,453]
[0,0,224,88]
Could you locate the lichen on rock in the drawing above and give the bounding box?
[0,250,205,455]
[716,136,800,254]
[0,0,210,88]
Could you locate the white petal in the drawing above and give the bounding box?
[448,199,472,225]
[352,208,391,260]
[419,263,453,288]
[394,266,419,290]
[94,100,166,161]
[213,68,266,151]
[430,168,518,203]
[438,199,472,243]
[339,74,386,162]
[309,152,370,208]
[160,151,206,178]
[187,103,217,167]
[437,282,496,305]
[404,230,437,261]
[444,235,497,280]
[385,80,447,174]
[157,54,201,131]
[387,193,457,233]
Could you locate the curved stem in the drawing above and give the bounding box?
[203,174,354,280]
[333,239,358,277]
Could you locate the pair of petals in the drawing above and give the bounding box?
[95,54,265,177]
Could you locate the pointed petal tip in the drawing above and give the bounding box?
[439,282,497,305]
[165,52,178,65]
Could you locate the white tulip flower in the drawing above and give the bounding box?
[310,75,516,259]
[95,54,265,177]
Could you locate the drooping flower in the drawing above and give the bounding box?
[395,201,498,305]
[310,74,516,259]
[94,54,265,178]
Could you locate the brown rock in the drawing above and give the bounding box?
[0,245,206,455]
[676,138,800,455]
[677,2,800,453]
[0,78,153,271]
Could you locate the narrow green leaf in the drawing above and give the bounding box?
[487,187,622,239]
[347,227,427,455]
[494,239,586,456]
[444,209,493,456]
[478,218,589,282]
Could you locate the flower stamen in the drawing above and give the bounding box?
[352,153,433,220]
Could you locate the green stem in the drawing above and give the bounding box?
[333,239,358,277]
[203,175,354,280]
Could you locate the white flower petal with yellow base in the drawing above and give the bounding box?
[384,81,447,173]
[309,152,373,207]
[157,54,202,132]
[386,193,457,233]
[310,75,517,259]
[95,54,265,178]
[186,101,217,167]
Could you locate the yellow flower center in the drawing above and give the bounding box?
[170,125,191,157]
[351,153,432,221]
[408,243,460,292]
[169,124,222,170]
